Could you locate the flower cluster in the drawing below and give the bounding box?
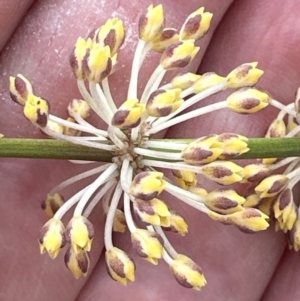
[8,4,300,291]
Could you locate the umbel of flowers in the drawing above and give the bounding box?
[9,4,300,290]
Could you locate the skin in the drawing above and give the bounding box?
[0,0,300,300]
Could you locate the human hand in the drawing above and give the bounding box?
[1,0,300,300]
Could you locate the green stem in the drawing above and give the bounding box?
[0,137,300,162]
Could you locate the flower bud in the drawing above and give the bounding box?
[258,197,275,216]
[171,72,201,90]
[139,4,165,42]
[105,247,135,285]
[131,229,164,264]
[265,119,286,138]
[243,193,262,208]
[188,185,208,197]
[82,44,112,82]
[133,198,171,226]
[180,7,213,41]
[146,88,183,117]
[9,74,33,106]
[150,28,179,52]
[255,174,289,198]
[163,211,188,236]
[69,37,93,80]
[172,170,197,189]
[273,188,297,232]
[181,135,223,164]
[130,171,166,201]
[94,18,125,55]
[205,188,245,214]
[201,161,243,185]
[111,99,145,129]
[242,163,270,183]
[64,247,90,279]
[288,213,300,251]
[227,88,270,114]
[226,62,264,89]
[170,254,206,290]
[65,216,94,253]
[41,193,65,218]
[68,99,90,119]
[39,218,66,259]
[229,208,270,233]
[113,209,127,233]
[23,94,49,127]
[160,40,199,70]
[217,133,249,159]
[193,72,225,93]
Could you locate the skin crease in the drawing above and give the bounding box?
[0,1,300,301]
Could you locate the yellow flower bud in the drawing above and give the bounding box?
[243,193,262,208]
[64,247,90,279]
[150,28,179,52]
[94,18,125,55]
[170,254,206,290]
[205,188,245,214]
[47,120,64,134]
[68,99,90,119]
[160,40,199,70]
[23,94,49,127]
[181,135,223,164]
[273,188,297,232]
[201,161,243,185]
[83,44,112,82]
[105,247,135,285]
[217,133,249,159]
[255,174,289,198]
[171,72,201,90]
[172,170,197,189]
[131,229,164,265]
[229,208,270,233]
[111,98,145,129]
[146,88,183,117]
[164,211,188,236]
[65,216,94,253]
[227,88,270,114]
[180,7,213,41]
[193,72,225,93]
[226,62,264,89]
[9,74,33,106]
[139,4,165,42]
[288,214,300,251]
[130,171,166,201]
[242,163,270,183]
[39,218,66,259]
[41,193,65,218]
[133,198,171,227]
[113,209,127,233]
[69,37,93,80]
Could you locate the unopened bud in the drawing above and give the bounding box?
[9,74,33,106]
[24,94,49,127]
[160,40,199,70]
[171,72,201,90]
[41,193,64,218]
[227,88,270,114]
[226,62,264,89]
[180,7,213,41]
[111,99,145,129]
[150,28,179,52]
[255,174,289,198]
[130,171,166,201]
[68,99,90,119]
[65,247,90,279]
[193,72,225,93]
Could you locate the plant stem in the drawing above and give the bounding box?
[0,137,300,162]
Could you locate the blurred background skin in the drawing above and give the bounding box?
[0,0,300,300]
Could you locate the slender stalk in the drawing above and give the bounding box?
[1,137,300,161]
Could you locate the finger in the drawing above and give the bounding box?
[261,248,300,300]
[0,0,231,300]
[0,0,35,51]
